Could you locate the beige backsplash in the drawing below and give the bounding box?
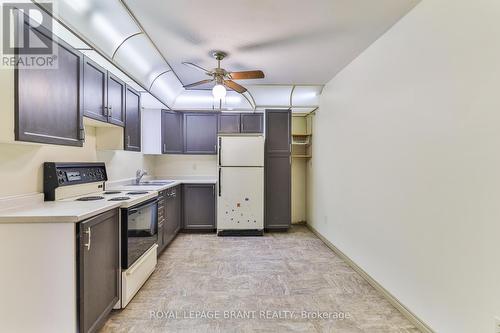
[153,154,217,178]
[0,126,153,198]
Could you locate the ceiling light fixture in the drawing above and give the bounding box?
[212,84,227,99]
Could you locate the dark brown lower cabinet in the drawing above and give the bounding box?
[158,186,182,255]
[265,155,291,229]
[165,186,181,242]
[157,190,167,253]
[182,184,216,231]
[78,209,119,333]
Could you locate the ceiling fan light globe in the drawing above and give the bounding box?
[212,84,227,99]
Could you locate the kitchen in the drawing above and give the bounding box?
[1,1,499,333]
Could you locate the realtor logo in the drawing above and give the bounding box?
[1,2,57,69]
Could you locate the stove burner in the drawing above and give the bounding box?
[108,197,131,201]
[76,196,105,201]
[126,191,149,195]
[104,191,121,195]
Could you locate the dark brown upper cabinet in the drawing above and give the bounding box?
[83,57,125,127]
[161,110,184,154]
[124,86,141,151]
[15,18,84,147]
[265,110,291,154]
[218,113,240,133]
[183,113,218,154]
[217,113,264,134]
[161,111,219,155]
[106,73,126,127]
[83,57,107,123]
[241,113,264,133]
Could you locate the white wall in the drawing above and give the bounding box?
[308,0,500,332]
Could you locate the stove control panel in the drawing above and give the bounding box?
[44,162,108,201]
[56,167,106,185]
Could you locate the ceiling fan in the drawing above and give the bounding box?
[182,51,265,98]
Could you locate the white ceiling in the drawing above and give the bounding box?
[122,0,419,90]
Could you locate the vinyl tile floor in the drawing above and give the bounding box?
[101,225,420,333]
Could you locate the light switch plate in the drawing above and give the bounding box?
[495,316,500,333]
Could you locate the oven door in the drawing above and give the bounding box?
[122,198,158,269]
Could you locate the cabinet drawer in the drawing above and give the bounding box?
[121,245,157,307]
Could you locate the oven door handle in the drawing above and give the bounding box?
[128,198,160,215]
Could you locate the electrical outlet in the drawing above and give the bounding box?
[495,316,500,333]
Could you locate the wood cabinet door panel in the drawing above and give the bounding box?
[182,184,216,230]
[124,86,141,151]
[218,113,240,133]
[107,73,125,126]
[79,209,119,333]
[241,113,263,133]
[161,111,184,154]
[265,110,291,230]
[184,113,218,154]
[265,155,291,229]
[265,110,291,154]
[83,57,107,122]
[15,21,84,146]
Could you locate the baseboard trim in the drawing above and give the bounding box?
[306,224,434,333]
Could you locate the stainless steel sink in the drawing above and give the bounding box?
[135,180,175,186]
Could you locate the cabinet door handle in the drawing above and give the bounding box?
[79,128,86,141]
[163,143,166,153]
[218,137,222,166]
[108,105,113,117]
[84,227,91,251]
[127,135,131,147]
[218,168,222,197]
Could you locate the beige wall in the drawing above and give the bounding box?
[153,154,217,177]
[307,1,500,332]
[97,150,154,181]
[292,158,307,223]
[0,126,153,197]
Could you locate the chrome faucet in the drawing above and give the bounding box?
[135,169,148,185]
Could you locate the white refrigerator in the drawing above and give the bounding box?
[217,135,265,236]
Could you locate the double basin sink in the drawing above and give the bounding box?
[132,180,175,186]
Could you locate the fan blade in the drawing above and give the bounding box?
[224,80,247,93]
[229,70,265,80]
[183,79,214,89]
[182,62,212,74]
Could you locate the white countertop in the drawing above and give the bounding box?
[0,176,217,224]
[0,200,122,224]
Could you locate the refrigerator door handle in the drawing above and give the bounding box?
[218,137,222,166]
[218,168,222,197]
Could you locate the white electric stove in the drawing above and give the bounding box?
[60,189,158,209]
